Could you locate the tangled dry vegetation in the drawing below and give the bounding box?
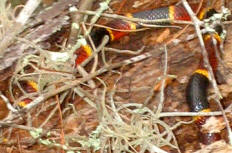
[0,0,232,153]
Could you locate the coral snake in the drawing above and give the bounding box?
[21,2,227,146]
[75,4,202,65]
[186,26,224,144]
[74,4,218,64]
[18,80,39,107]
[74,3,226,145]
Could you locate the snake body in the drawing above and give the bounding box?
[60,3,226,145]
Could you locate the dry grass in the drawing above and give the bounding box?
[0,0,231,153]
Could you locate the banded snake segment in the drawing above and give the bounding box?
[75,3,229,145]
[75,4,201,65]
[186,30,223,144]
[20,2,230,147]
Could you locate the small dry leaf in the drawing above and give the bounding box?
[0,97,9,120]
[154,76,175,92]
[156,28,170,43]
[42,0,55,6]
[193,140,232,153]
[64,113,82,134]
[219,84,232,98]
[201,116,225,133]
[132,0,150,8]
